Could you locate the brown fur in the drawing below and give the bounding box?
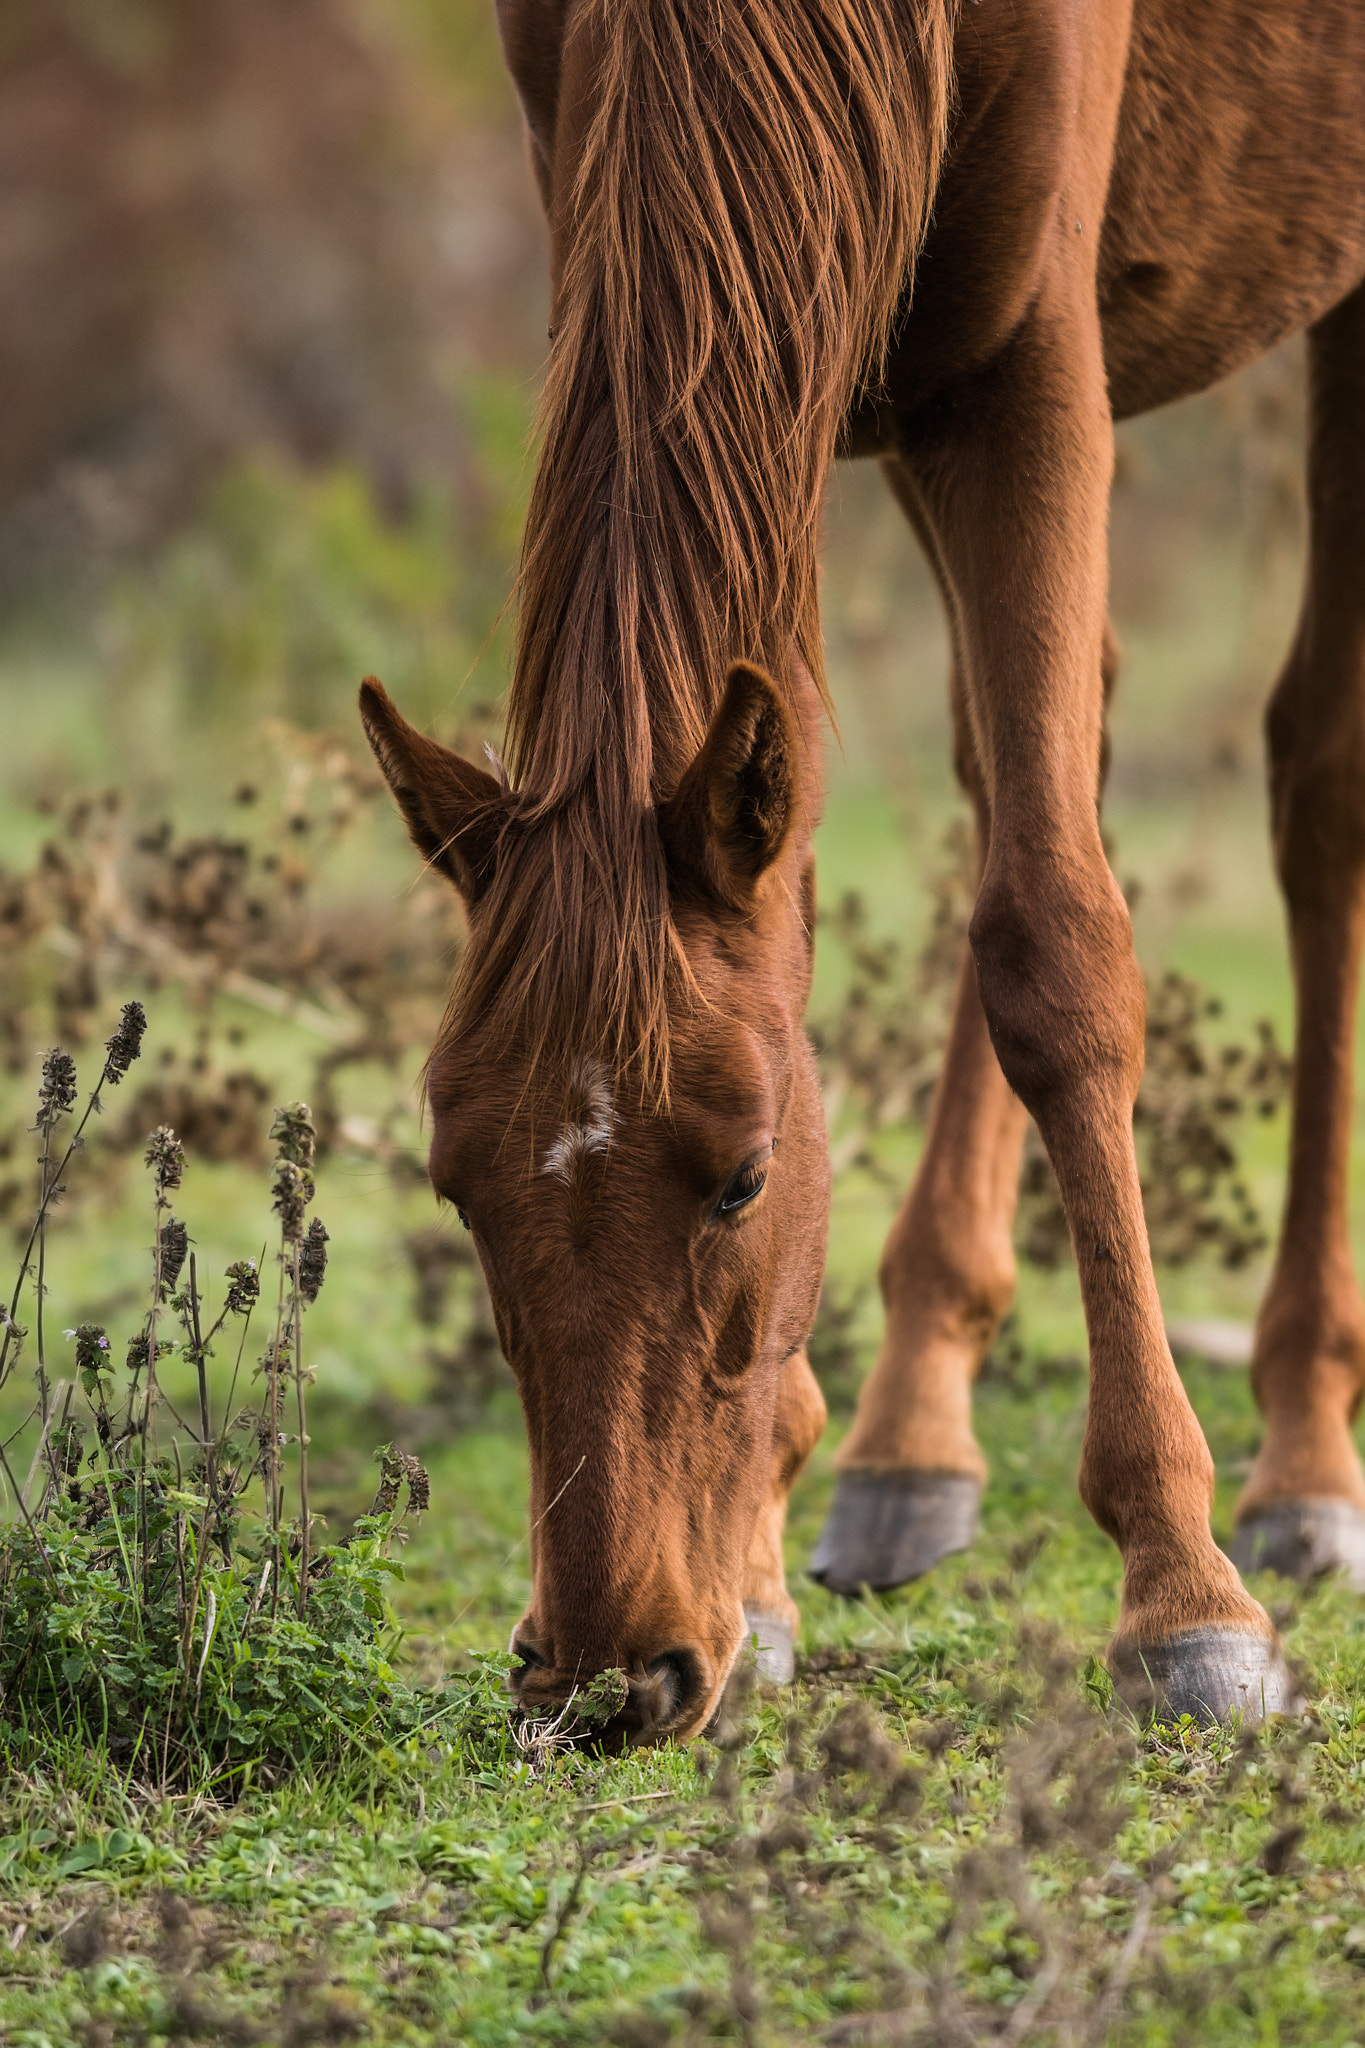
[366,0,1365,1735]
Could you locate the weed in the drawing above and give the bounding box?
[0,740,462,1194]
[0,1030,467,1786]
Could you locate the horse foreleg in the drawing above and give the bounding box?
[901,270,1295,1721]
[811,936,1028,1591]
[1231,283,1365,1589]
[813,466,1123,1595]
[813,462,1025,1592]
[741,1349,827,1681]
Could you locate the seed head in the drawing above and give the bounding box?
[158,1217,189,1296]
[102,1002,147,1086]
[270,1102,317,1171]
[369,1444,403,1516]
[71,1324,112,1399]
[271,1158,313,1244]
[260,1336,291,1379]
[125,1332,172,1377]
[144,1125,185,1195]
[224,1259,259,1316]
[298,1217,329,1302]
[406,1458,431,1515]
[367,1445,428,1517]
[38,1048,78,1126]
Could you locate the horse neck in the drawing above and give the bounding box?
[504,0,958,814]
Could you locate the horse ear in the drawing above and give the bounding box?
[359,678,507,906]
[659,662,797,906]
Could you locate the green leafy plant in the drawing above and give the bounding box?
[0,1017,447,1786]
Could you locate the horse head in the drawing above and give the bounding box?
[361,660,829,1742]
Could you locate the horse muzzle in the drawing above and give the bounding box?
[509,1636,716,1748]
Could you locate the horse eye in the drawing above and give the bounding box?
[717,1165,766,1217]
[456,1207,471,1231]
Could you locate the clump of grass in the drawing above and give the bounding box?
[0,1016,476,1788]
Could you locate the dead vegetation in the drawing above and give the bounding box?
[0,726,461,1179]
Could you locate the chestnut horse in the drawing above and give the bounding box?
[362,0,1365,1740]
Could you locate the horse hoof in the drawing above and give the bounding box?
[1228,1498,1365,1591]
[1109,1627,1304,1726]
[809,1470,980,1595]
[742,1607,795,1684]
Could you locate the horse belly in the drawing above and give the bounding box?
[1101,0,1365,418]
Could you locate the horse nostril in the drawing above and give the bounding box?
[648,1648,702,1727]
[510,1638,545,1687]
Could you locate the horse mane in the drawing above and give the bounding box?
[446,0,957,1097]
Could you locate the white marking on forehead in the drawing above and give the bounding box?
[541,1058,616,1185]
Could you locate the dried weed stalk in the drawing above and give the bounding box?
[0,1030,429,1781]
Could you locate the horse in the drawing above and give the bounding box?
[360,0,1365,1744]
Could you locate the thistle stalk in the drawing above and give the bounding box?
[0,1005,147,1396]
[291,1246,311,1614]
[139,1127,185,1597]
[267,1104,319,1620]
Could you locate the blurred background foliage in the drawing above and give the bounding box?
[0,0,1338,1565]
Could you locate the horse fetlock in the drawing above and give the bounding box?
[838,1324,988,1479]
[878,1209,1017,1346]
[1235,1417,1365,1520]
[1079,1396,1216,1509]
[1082,1482,1208,1569]
[1244,1304,1365,1512]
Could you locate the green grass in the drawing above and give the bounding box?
[3,1364,1365,2044]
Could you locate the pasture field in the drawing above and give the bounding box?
[2,374,1365,2043]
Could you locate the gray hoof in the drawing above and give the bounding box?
[809,1470,980,1595]
[1228,1498,1365,1592]
[742,1607,795,1685]
[1110,1627,1304,1726]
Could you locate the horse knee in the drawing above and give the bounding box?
[968,855,1145,1124]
